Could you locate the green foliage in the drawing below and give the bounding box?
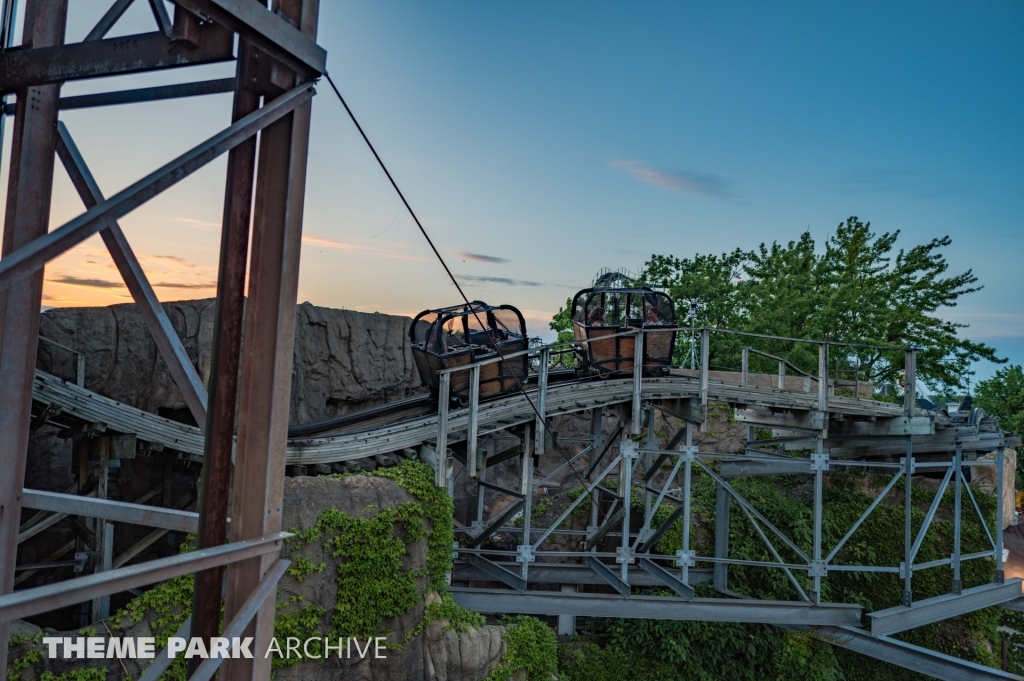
[532,497,552,517]
[421,597,486,634]
[270,460,480,668]
[634,217,1002,389]
[549,297,578,366]
[38,671,107,681]
[558,640,676,681]
[6,632,43,681]
[549,297,575,346]
[567,486,591,520]
[976,364,1024,436]
[774,630,844,681]
[562,469,1006,679]
[486,616,558,681]
[9,460,480,679]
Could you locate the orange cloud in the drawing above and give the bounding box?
[301,235,424,261]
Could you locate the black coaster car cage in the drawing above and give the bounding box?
[571,286,677,376]
[410,301,529,403]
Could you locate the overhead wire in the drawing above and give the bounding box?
[322,72,598,492]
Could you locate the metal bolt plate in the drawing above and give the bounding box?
[675,549,696,567]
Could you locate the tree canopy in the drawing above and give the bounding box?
[975,365,1024,436]
[628,217,1002,390]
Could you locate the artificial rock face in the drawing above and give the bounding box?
[6,474,504,681]
[36,299,425,426]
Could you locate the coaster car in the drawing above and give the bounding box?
[410,301,529,403]
[571,286,676,376]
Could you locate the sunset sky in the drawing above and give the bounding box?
[3,1,1021,383]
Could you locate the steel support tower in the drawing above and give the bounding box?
[0,1,324,678]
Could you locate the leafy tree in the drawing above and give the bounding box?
[975,365,1024,436]
[549,297,575,346]
[634,217,1002,389]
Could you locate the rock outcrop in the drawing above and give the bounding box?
[276,474,505,681]
[6,471,505,681]
[36,299,425,425]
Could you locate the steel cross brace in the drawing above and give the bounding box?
[54,122,209,428]
[0,81,315,291]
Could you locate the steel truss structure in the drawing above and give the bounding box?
[444,327,1024,680]
[0,2,1020,679]
[0,0,324,678]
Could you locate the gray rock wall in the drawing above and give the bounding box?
[6,474,504,681]
[36,299,424,426]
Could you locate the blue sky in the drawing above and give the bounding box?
[8,1,1021,384]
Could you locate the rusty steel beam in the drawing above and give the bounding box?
[171,0,326,75]
[2,78,237,115]
[0,0,68,670]
[0,28,234,93]
[222,2,319,678]
[55,122,209,428]
[0,81,315,292]
[189,560,289,681]
[189,37,263,669]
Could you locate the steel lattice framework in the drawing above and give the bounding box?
[0,2,1020,680]
[441,328,1023,681]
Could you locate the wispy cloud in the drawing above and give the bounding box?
[48,275,216,291]
[147,255,197,268]
[152,281,217,290]
[459,274,574,288]
[301,235,424,261]
[942,310,1024,338]
[48,276,125,289]
[610,159,736,200]
[455,252,511,264]
[833,170,964,199]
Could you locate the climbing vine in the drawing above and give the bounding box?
[485,616,558,681]
[271,459,483,668]
[562,468,1010,679]
[3,461,483,681]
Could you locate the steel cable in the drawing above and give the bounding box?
[322,72,598,493]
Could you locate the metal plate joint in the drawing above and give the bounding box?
[517,545,535,563]
[808,559,828,577]
[616,546,635,564]
[675,549,696,567]
[810,452,829,472]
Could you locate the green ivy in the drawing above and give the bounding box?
[38,671,108,681]
[4,461,480,681]
[485,616,558,681]
[563,468,1008,679]
[6,632,43,681]
[271,460,482,668]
